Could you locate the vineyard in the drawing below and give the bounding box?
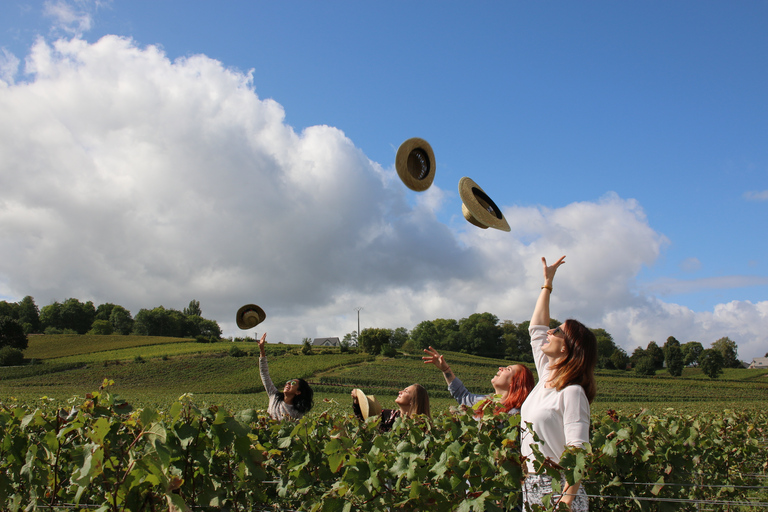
[0,380,766,511]
[1,336,767,510]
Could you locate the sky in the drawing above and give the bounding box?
[1,0,766,361]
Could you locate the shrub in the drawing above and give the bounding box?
[134,355,145,363]
[229,345,246,358]
[634,356,657,376]
[381,344,397,358]
[0,346,24,366]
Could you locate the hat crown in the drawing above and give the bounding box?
[396,138,436,192]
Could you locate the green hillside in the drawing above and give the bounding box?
[2,335,767,417]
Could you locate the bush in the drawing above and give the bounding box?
[133,355,145,363]
[229,345,246,358]
[0,346,24,366]
[634,356,657,376]
[381,344,397,358]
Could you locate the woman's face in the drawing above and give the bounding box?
[491,364,520,389]
[395,385,417,409]
[543,325,567,360]
[284,378,301,398]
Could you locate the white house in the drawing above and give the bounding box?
[312,337,340,347]
[748,357,768,369]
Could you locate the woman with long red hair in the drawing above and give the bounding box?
[521,256,597,511]
[423,346,534,417]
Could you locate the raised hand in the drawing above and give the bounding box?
[542,255,566,283]
[258,332,267,356]
[422,346,449,372]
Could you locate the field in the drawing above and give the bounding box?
[2,334,767,510]
[3,334,767,417]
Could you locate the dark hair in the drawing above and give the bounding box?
[551,319,597,402]
[276,378,314,413]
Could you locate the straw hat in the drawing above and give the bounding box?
[236,304,266,329]
[395,138,436,192]
[353,388,383,419]
[458,177,510,232]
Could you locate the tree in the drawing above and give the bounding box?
[629,347,646,368]
[610,348,630,370]
[434,318,461,351]
[18,296,41,333]
[500,320,532,363]
[634,356,656,376]
[409,321,440,351]
[301,338,313,355]
[41,298,96,334]
[699,349,724,379]
[593,328,618,369]
[646,341,664,370]
[389,327,409,349]
[711,337,739,368]
[109,306,134,335]
[458,312,502,357]
[88,319,113,335]
[0,316,28,351]
[681,341,703,367]
[359,327,391,355]
[183,300,202,317]
[663,336,684,377]
[342,331,358,347]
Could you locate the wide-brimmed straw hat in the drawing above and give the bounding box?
[458,177,510,232]
[353,388,383,419]
[395,138,436,192]
[236,304,266,330]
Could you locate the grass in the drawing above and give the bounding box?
[2,337,767,418]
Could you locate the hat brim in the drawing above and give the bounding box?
[396,138,436,192]
[236,304,266,330]
[458,177,510,232]
[354,388,383,419]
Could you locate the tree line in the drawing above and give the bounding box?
[0,296,222,364]
[350,312,744,379]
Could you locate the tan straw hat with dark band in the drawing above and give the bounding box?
[395,138,436,192]
[236,304,266,329]
[458,177,510,232]
[353,388,383,419]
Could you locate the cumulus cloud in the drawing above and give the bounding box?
[1,35,765,361]
[43,0,99,36]
[0,48,20,86]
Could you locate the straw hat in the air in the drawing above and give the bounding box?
[458,177,510,232]
[395,138,436,192]
[236,304,267,329]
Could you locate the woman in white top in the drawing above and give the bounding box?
[258,333,314,421]
[521,256,597,511]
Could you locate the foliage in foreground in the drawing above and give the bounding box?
[0,381,766,511]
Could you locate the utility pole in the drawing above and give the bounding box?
[354,307,363,347]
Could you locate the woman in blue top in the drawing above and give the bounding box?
[423,346,534,416]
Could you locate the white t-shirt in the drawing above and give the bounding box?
[520,325,590,473]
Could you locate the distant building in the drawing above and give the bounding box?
[312,337,340,347]
[748,357,768,369]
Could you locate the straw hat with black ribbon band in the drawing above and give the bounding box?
[458,177,511,232]
[395,138,436,192]
[236,304,267,330]
[353,388,383,419]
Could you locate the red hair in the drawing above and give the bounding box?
[502,364,535,410]
[475,364,535,417]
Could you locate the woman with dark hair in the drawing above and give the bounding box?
[258,333,314,420]
[521,256,597,511]
[351,383,430,432]
[423,347,534,417]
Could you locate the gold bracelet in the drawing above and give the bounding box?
[541,285,553,292]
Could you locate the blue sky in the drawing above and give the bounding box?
[1,1,766,361]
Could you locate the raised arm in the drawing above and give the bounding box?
[258,332,267,357]
[531,256,566,327]
[422,346,455,385]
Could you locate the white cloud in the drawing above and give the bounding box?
[744,190,768,201]
[1,35,766,362]
[0,48,20,86]
[43,0,98,37]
